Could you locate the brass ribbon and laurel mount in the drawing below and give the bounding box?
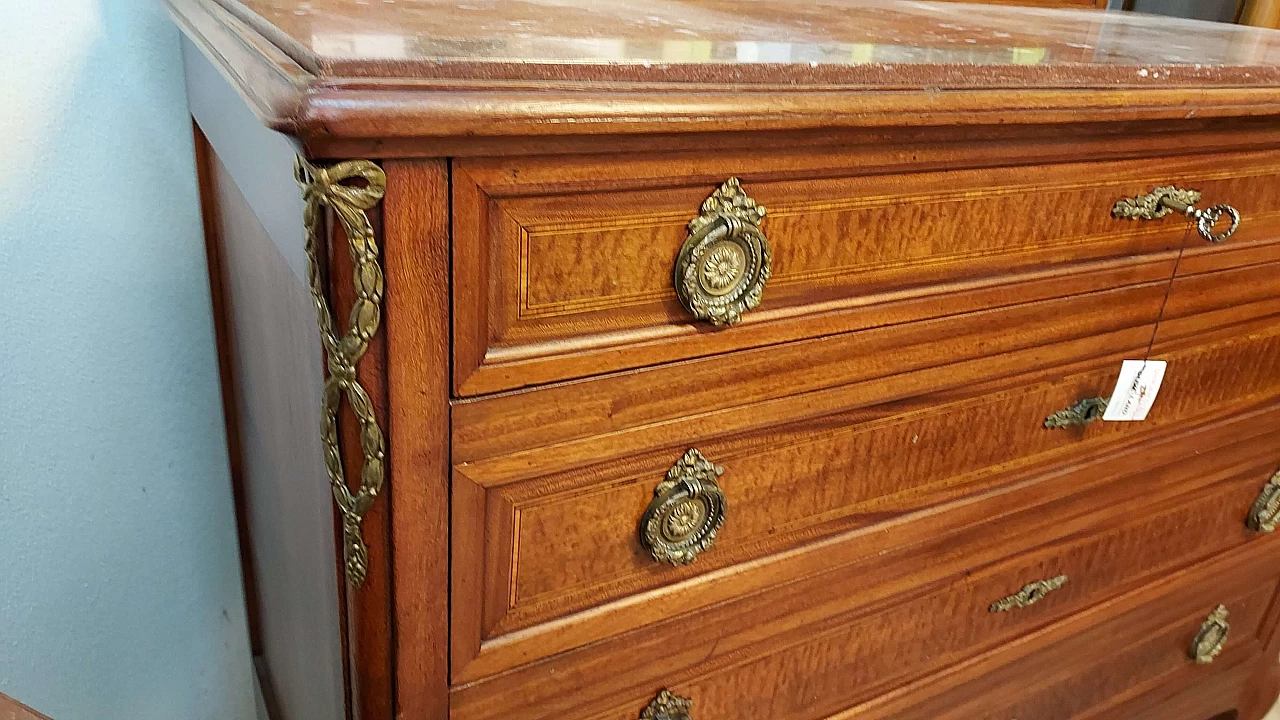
[674,178,771,327]
[1246,470,1280,532]
[1044,396,1108,429]
[989,575,1068,613]
[295,156,387,589]
[640,690,693,720]
[1112,186,1240,243]
[1191,605,1230,664]
[640,449,727,566]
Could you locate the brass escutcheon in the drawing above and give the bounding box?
[673,178,771,326]
[640,690,693,720]
[640,449,727,566]
[990,575,1069,613]
[1044,396,1108,429]
[1247,470,1280,533]
[1191,605,1230,664]
[1112,186,1240,243]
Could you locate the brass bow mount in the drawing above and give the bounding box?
[1112,186,1240,243]
[296,157,387,588]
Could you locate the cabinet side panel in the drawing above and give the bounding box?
[200,137,345,720]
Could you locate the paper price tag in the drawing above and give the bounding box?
[1103,360,1167,422]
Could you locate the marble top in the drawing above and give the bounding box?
[229,0,1280,87]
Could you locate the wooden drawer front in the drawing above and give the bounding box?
[454,318,1280,666]
[452,453,1280,720]
[453,261,1280,473]
[921,585,1274,720]
[454,149,1280,395]
[850,549,1280,720]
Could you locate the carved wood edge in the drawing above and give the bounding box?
[0,693,53,720]
[207,0,323,73]
[164,0,310,130]
[155,4,1280,138]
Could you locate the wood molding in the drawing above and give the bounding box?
[164,0,1280,144]
[163,0,307,129]
[0,693,52,720]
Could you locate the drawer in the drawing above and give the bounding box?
[451,395,1280,684]
[849,550,1280,720]
[942,585,1273,720]
[453,262,1280,472]
[452,317,1280,676]
[453,148,1280,395]
[1124,655,1261,720]
[451,442,1280,719]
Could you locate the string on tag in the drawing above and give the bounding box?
[1142,220,1196,362]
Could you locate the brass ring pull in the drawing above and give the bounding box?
[640,449,726,565]
[1246,470,1280,533]
[1191,204,1241,243]
[1112,186,1240,243]
[1044,396,1108,429]
[1191,605,1230,664]
[673,178,771,326]
[641,690,693,720]
[990,575,1068,613]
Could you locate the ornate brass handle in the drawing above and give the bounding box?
[641,690,693,720]
[1044,396,1108,429]
[640,449,727,565]
[990,575,1068,612]
[673,178,771,326]
[1247,470,1280,532]
[1112,186,1240,243]
[295,157,387,589]
[1191,605,1230,664]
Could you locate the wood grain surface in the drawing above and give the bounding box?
[454,148,1280,394]
[0,694,51,720]
[163,0,1280,145]
[456,313,1280,653]
[449,421,1280,717]
[848,563,1280,720]
[382,159,452,719]
[169,3,1280,718]
[197,129,344,720]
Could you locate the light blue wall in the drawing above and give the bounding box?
[0,2,256,719]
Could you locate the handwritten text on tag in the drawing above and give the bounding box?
[1103,360,1167,422]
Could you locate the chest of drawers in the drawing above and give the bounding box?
[169,1,1280,719]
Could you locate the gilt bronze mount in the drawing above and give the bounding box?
[296,157,388,589]
[674,178,771,326]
